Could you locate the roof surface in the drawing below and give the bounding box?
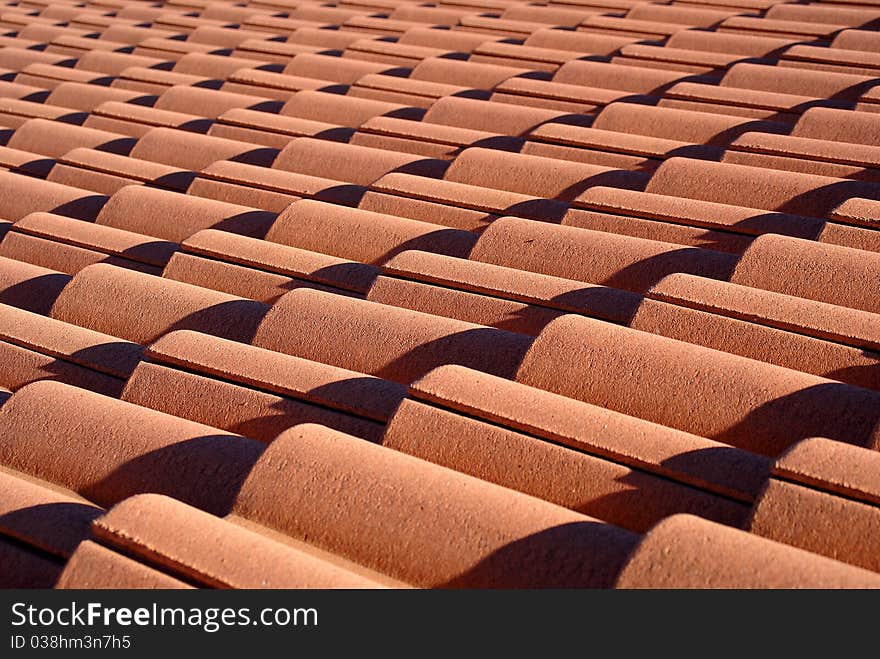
[0,0,879,589]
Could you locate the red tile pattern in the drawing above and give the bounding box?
[0,0,878,589]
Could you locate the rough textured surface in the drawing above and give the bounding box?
[0,0,878,589]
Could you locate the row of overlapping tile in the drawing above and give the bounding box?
[0,0,879,588]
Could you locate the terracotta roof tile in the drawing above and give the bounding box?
[0,465,101,558]
[0,170,108,220]
[232,423,639,587]
[616,514,880,588]
[0,379,263,512]
[517,314,880,455]
[56,540,192,588]
[273,136,449,183]
[1,0,879,589]
[93,494,385,587]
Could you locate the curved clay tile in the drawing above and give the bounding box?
[95,184,276,242]
[85,100,213,138]
[502,5,597,26]
[188,25,282,49]
[45,81,157,112]
[13,211,178,268]
[273,137,448,184]
[571,185,880,251]
[283,53,407,83]
[342,39,463,69]
[209,107,349,148]
[723,132,880,182]
[200,5,277,22]
[516,314,880,456]
[780,44,880,77]
[0,80,48,103]
[832,28,880,52]
[0,299,142,385]
[253,288,533,383]
[390,6,468,25]
[163,251,353,303]
[154,84,282,118]
[0,231,162,276]
[523,27,639,54]
[443,147,648,198]
[0,47,76,71]
[649,273,880,354]
[186,178,297,212]
[380,249,643,325]
[626,4,744,27]
[370,171,567,224]
[15,62,114,90]
[232,423,639,587]
[173,53,279,79]
[49,262,270,343]
[646,157,880,217]
[765,3,880,27]
[718,15,847,39]
[130,126,279,170]
[280,89,424,127]
[0,145,56,178]
[0,170,108,221]
[288,26,379,49]
[665,28,800,57]
[122,358,386,442]
[397,26,504,52]
[235,39,335,65]
[792,106,880,146]
[615,515,880,588]
[456,15,563,39]
[0,379,264,514]
[93,494,383,588]
[75,50,172,77]
[553,60,700,94]
[470,216,738,293]
[422,95,592,135]
[0,97,86,125]
[748,438,880,573]
[353,116,521,159]
[0,256,71,315]
[0,466,101,558]
[374,248,880,387]
[385,365,765,524]
[223,66,341,93]
[113,66,220,96]
[193,158,363,207]
[178,228,379,294]
[410,56,540,89]
[56,541,191,589]
[578,14,702,38]
[53,147,196,193]
[135,38,230,62]
[468,42,589,72]
[528,123,723,162]
[593,102,787,146]
[266,199,477,265]
[349,74,487,109]
[343,16,453,38]
[730,233,880,314]
[143,329,404,424]
[7,118,137,158]
[614,44,760,73]
[721,62,878,100]
[100,24,184,45]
